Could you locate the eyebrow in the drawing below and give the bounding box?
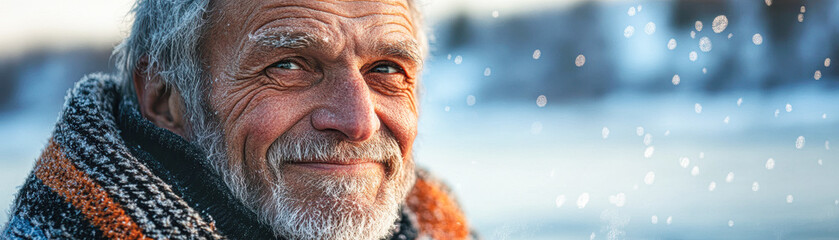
[248,29,422,66]
[375,39,422,67]
[249,29,323,50]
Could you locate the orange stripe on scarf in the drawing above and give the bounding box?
[35,140,151,240]
[406,176,470,239]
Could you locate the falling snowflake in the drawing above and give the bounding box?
[645,22,656,35]
[699,37,712,52]
[555,195,566,208]
[680,157,690,168]
[728,220,735,227]
[644,171,655,185]
[752,181,760,191]
[602,127,610,139]
[765,0,772,6]
[726,172,735,183]
[695,21,703,31]
[765,158,775,170]
[752,34,763,45]
[536,95,547,107]
[796,136,805,149]
[708,181,717,191]
[668,38,677,50]
[712,15,728,33]
[624,26,635,38]
[797,14,804,23]
[532,49,541,60]
[627,6,636,16]
[575,54,586,67]
[691,166,700,176]
[643,133,652,145]
[672,74,681,85]
[815,70,822,80]
[786,195,794,203]
[825,58,831,67]
[644,146,655,158]
[483,67,492,76]
[737,97,743,106]
[577,193,590,208]
[492,10,499,18]
[651,215,659,224]
[454,55,463,64]
[694,103,703,113]
[636,126,645,136]
[466,95,476,106]
[689,51,698,62]
[723,116,730,124]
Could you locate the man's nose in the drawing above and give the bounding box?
[311,69,380,142]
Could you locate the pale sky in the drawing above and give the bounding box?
[0,0,589,56]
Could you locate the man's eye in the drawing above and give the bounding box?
[371,64,403,74]
[271,60,302,70]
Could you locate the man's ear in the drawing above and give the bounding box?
[133,58,188,137]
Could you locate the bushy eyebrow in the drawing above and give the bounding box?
[376,39,422,67]
[248,28,421,67]
[248,29,325,50]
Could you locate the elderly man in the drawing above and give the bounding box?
[2,0,473,239]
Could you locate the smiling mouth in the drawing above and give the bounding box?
[284,161,385,175]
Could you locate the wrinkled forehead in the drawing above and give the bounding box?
[210,0,418,48]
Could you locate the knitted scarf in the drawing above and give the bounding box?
[2,74,472,239]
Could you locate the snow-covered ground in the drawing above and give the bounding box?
[414,86,839,239]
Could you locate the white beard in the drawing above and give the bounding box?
[191,120,415,240]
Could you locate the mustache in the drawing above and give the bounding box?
[266,129,403,170]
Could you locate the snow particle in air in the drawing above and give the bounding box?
[627,7,636,16]
[483,67,491,77]
[695,21,703,32]
[800,6,806,13]
[765,158,775,170]
[532,49,541,60]
[737,97,743,106]
[680,157,690,168]
[466,95,476,106]
[691,166,700,176]
[728,33,733,39]
[624,25,635,38]
[694,103,702,113]
[454,55,463,64]
[797,14,804,23]
[636,126,645,136]
[666,216,673,225]
[825,140,830,150]
[577,193,590,209]
[774,109,780,118]
[785,103,792,112]
[796,136,805,149]
[664,130,671,136]
[667,38,677,50]
[726,172,735,183]
[752,34,763,45]
[728,220,735,227]
[672,74,681,85]
[690,31,696,39]
[651,215,659,224]
[699,37,712,52]
[531,121,543,135]
[602,127,610,139]
[702,67,708,74]
[645,22,656,35]
[823,113,827,119]
[765,0,772,6]
[609,192,626,207]
[575,54,586,67]
[689,51,698,62]
[825,58,831,67]
[644,171,655,185]
[818,159,823,165]
[752,182,760,191]
[708,181,717,191]
[724,116,730,124]
[712,15,728,33]
[814,70,822,80]
[643,133,652,145]
[536,95,547,107]
[590,232,596,240]
[644,146,655,158]
[492,10,499,18]
[444,106,450,112]
[786,195,794,203]
[555,195,566,208]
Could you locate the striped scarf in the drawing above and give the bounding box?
[2,74,472,239]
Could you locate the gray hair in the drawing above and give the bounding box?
[113,0,428,120]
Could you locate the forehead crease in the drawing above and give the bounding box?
[258,1,414,32]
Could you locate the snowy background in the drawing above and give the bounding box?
[2,0,838,239]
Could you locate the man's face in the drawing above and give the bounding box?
[198,0,420,238]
